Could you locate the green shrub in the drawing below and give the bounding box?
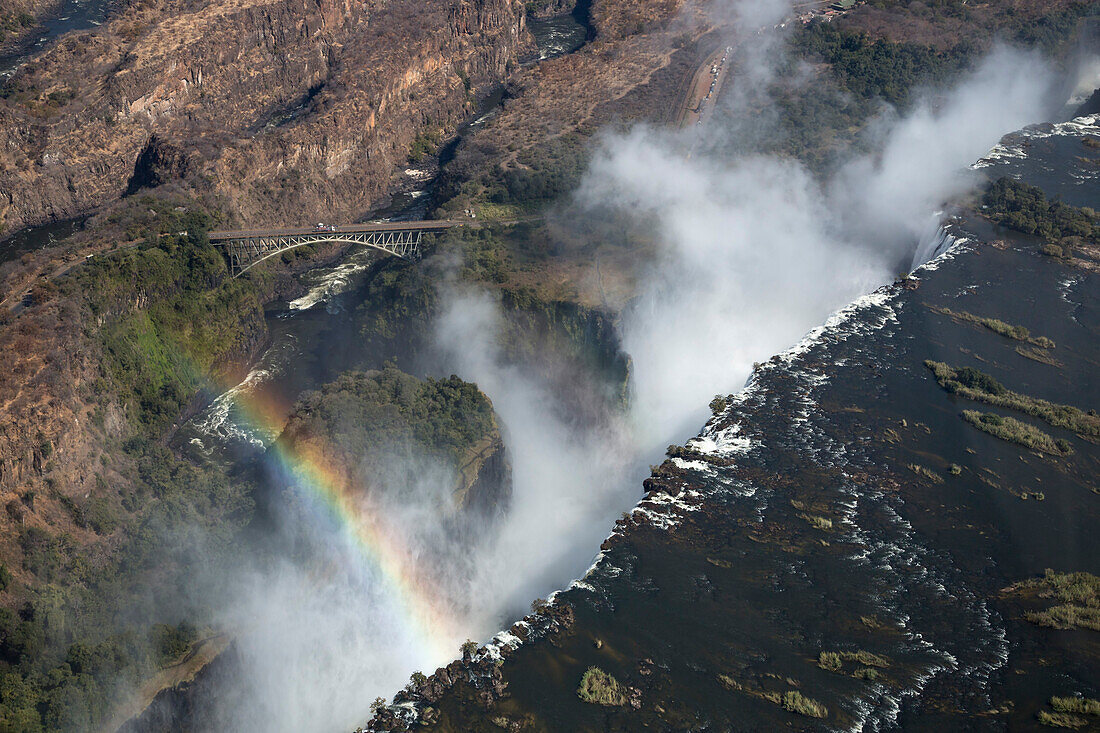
[577,667,629,706]
[150,622,196,666]
[927,308,1053,347]
[1038,710,1088,728]
[982,177,1099,242]
[925,362,1098,439]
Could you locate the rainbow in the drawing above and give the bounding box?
[220,377,462,665]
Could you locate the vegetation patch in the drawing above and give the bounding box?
[907,463,944,484]
[927,307,1055,348]
[799,514,833,530]
[1013,570,1100,632]
[961,410,1072,455]
[1016,345,1062,367]
[282,367,498,469]
[981,177,1099,243]
[1051,697,1100,716]
[577,666,629,706]
[1038,710,1089,728]
[819,650,890,674]
[1038,696,1100,728]
[925,361,1098,438]
[780,690,828,718]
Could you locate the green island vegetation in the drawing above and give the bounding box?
[961,410,1072,455]
[927,306,1055,348]
[818,650,890,672]
[1037,696,1100,729]
[577,666,630,706]
[981,177,1099,244]
[774,690,828,719]
[1016,570,1100,633]
[281,367,498,468]
[925,361,1099,439]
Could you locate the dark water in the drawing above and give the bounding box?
[526,10,588,61]
[423,117,1100,730]
[0,215,84,265]
[173,253,406,466]
[973,115,1099,208]
[0,0,109,76]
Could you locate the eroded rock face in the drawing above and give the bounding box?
[0,0,532,234]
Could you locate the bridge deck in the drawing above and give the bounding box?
[208,220,462,240]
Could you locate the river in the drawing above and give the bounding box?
[436,113,1100,730]
[0,0,110,77]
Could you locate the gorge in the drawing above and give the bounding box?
[0,0,1096,730]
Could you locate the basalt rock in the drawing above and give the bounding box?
[0,0,533,234]
[125,134,196,195]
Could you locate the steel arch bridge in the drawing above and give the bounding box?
[207,220,463,277]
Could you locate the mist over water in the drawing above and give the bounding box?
[184,9,1067,731]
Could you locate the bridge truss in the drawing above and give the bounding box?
[210,226,444,277]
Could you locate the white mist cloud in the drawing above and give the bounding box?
[190,14,1061,733]
[431,287,641,614]
[578,44,1056,433]
[578,137,884,437]
[835,45,1056,261]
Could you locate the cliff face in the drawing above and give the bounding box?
[0,0,532,234]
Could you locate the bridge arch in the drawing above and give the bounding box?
[208,221,463,277]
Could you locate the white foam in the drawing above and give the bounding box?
[973,114,1100,168]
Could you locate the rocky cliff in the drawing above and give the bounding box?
[0,0,532,234]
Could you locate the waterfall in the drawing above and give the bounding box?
[910,216,955,271]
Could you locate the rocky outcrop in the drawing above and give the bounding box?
[278,367,512,515]
[454,433,512,515]
[125,134,197,195]
[0,0,533,234]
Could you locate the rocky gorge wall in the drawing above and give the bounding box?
[0,0,532,234]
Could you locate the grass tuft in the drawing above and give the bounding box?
[781,690,828,718]
[961,410,1071,455]
[1019,570,1100,632]
[929,306,1055,347]
[1051,697,1100,716]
